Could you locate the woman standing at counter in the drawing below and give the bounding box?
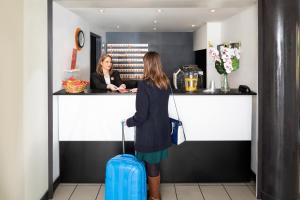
[91,54,126,91]
[126,52,172,200]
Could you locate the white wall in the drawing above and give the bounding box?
[193,24,207,51]
[193,7,258,90]
[53,96,60,182]
[221,5,258,91]
[206,23,222,88]
[23,0,48,199]
[221,4,258,173]
[0,1,24,199]
[53,2,90,92]
[0,0,48,199]
[53,2,105,93]
[193,22,222,87]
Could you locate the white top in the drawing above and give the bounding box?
[104,75,111,84]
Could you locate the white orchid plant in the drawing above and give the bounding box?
[208,44,240,74]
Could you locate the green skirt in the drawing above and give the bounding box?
[135,149,168,164]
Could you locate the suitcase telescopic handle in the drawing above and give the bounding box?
[121,121,125,154]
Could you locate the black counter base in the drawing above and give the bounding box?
[60,141,252,183]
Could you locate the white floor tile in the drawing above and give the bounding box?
[53,184,77,200]
[247,185,256,195]
[225,185,256,200]
[201,185,231,200]
[96,185,105,200]
[76,183,101,186]
[246,181,256,186]
[97,184,177,200]
[58,183,78,186]
[175,184,204,200]
[199,183,222,186]
[69,184,100,200]
[175,183,200,186]
[222,182,247,186]
[161,184,177,200]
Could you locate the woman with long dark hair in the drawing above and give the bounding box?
[126,51,172,200]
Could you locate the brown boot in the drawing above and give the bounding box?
[148,174,161,200]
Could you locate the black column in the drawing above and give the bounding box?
[258,0,299,200]
[48,0,54,198]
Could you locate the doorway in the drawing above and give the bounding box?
[90,32,102,89]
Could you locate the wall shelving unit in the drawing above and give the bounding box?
[107,43,148,80]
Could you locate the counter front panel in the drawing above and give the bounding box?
[58,95,252,141]
[54,92,255,182]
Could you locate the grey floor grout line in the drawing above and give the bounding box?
[222,184,233,200]
[198,184,206,200]
[246,184,256,197]
[67,184,78,200]
[174,184,179,200]
[94,184,102,200]
[247,185,257,198]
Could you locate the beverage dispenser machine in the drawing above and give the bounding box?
[173,65,203,92]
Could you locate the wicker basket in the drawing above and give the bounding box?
[63,80,88,93]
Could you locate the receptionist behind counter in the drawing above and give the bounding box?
[91,54,126,91]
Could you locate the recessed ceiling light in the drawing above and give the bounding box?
[153,27,157,31]
[210,9,216,13]
[192,24,196,27]
[157,9,162,13]
[99,9,104,13]
[116,25,120,29]
[153,20,157,24]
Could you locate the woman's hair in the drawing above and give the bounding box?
[96,54,113,75]
[143,51,170,90]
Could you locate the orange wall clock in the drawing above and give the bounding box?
[75,27,85,50]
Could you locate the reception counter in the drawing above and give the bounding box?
[53,89,256,183]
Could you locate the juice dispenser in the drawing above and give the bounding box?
[184,71,198,92]
[173,65,203,91]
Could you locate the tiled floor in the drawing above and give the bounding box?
[53,182,258,200]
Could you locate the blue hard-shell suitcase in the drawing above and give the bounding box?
[105,122,147,200]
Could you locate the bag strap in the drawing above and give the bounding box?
[170,87,187,141]
[170,87,180,121]
[121,121,125,154]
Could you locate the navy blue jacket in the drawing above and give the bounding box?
[126,80,172,153]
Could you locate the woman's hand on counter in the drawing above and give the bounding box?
[107,84,118,91]
[118,84,126,89]
[130,88,138,93]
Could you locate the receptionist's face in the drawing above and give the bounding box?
[101,57,112,71]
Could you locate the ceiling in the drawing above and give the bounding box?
[54,0,257,32]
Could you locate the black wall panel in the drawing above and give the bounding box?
[60,141,252,183]
[106,32,195,80]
